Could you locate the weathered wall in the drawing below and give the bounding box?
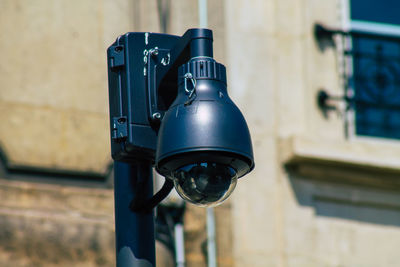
[226,0,400,266]
[0,0,137,173]
[0,179,115,267]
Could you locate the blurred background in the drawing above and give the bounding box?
[2,0,400,266]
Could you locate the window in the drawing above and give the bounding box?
[349,0,400,139]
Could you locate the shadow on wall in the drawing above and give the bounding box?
[287,169,400,227]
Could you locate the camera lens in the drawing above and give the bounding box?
[171,162,237,207]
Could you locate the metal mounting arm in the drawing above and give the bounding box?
[146,29,213,125]
[156,28,213,87]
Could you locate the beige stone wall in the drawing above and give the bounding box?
[0,179,115,267]
[0,0,138,173]
[226,0,400,266]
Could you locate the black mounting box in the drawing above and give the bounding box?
[107,32,180,163]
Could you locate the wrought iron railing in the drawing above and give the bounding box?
[315,23,400,139]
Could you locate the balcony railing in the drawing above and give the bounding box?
[315,23,400,139]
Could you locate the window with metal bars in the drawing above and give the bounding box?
[350,0,400,139]
[316,0,400,140]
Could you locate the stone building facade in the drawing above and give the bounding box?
[1,0,400,266]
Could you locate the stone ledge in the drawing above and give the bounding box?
[0,178,114,218]
[280,136,400,190]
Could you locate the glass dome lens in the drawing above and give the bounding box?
[171,162,237,207]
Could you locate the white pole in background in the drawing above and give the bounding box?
[174,223,185,267]
[198,0,208,29]
[206,207,217,267]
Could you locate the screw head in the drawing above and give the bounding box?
[150,47,159,56]
[152,112,161,119]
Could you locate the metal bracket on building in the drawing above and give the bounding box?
[317,89,352,109]
[316,89,353,118]
[314,23,348,42]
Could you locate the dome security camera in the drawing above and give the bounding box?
[156,57,254,207]
[108,29,254,210]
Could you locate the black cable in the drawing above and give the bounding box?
[130,178,174,213]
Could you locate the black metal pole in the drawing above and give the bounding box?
[114,160,156,267]
[190,37,213,58]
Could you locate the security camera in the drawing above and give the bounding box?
[107,29,254,209]
[156,57,254,206]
